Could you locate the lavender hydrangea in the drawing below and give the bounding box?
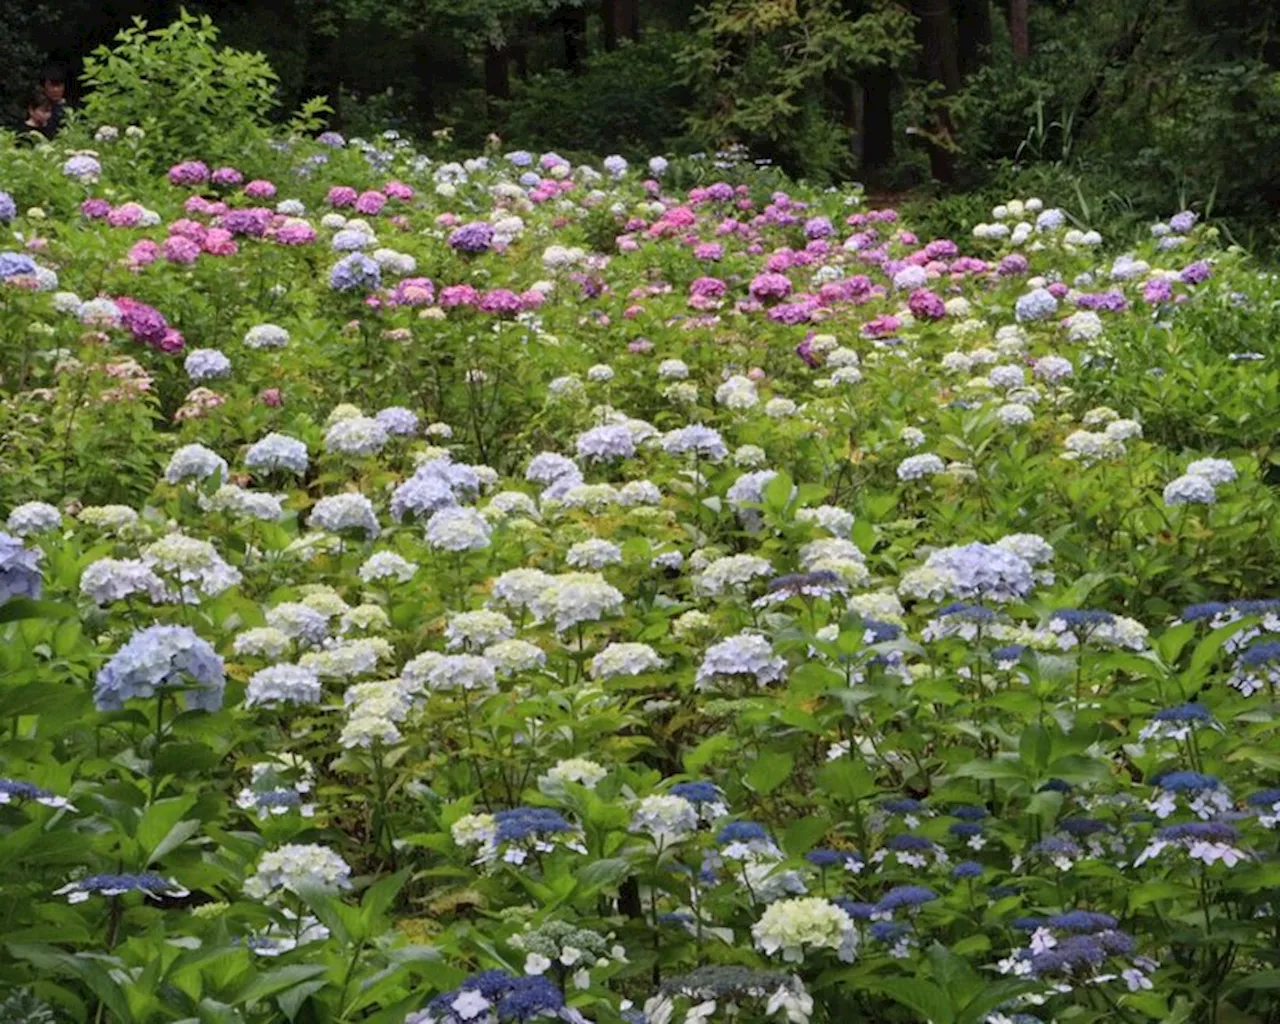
[94,625,225,711]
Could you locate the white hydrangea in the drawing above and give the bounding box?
[696,554,774,596]
[752,898,857,963]
[445,610,515,650]
[591,642,665,679]
[243,844,352,901]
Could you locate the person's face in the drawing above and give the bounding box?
[29,105,51,127]
[42,81,65,103]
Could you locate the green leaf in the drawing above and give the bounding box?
[745,751,794,795]
[816,758,877,803]
[868,978,954,1024]
[683,732,733,773]
[781,816,830,857]
[234,964,329,1007]
[0,599,75,622]
[360,868,411,928]
[8,945,133,1024]
[137,795,198,853]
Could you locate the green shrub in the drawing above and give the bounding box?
[79,9,280,166]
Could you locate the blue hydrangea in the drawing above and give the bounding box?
[245,433,309,475]
[1050,608,1115,628]
[375,406,419,437]
[1015,288,1059,322]
[671,781,723,805]
[0,531,42,602]
[951,861,983,879]
[0,778,74,810]
[0,252,37,280]
[329,253,381,291]
[493,807,573,843]
[94,625,225,712]
[0,191,15,223]
[184,348,232,382]
[1046,910,1116,932]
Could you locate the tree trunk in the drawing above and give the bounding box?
[956,0,991,77]
[913,0,960,182]
[859,66,894,171]
[484,44,510,102]
[413,35,435,124]
[1008,0,1030,61]
[622,0,640,39]
[561,7,589,71]
[601,0,618,51]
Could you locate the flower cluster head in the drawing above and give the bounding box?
[697,633,787,689]
[94,625,225,711]
[243,844,352,901]
[0,531,43,602]
[407,971,584,1024]
[900,542,1035,604]
[752,897,858,963]
[55,872,188,904]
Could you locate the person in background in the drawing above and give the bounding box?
[39,64,68,134]
[11,90,54,143]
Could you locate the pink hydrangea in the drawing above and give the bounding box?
[168,161,210,186]
[862,314,902,338]
[327,186,358,208]
[107,203,146,228]
[273,221,316,246]
[355,191,387,216]
[389,277,435,306]
[163,235,201,265]
[244,180,277,199]
[749,272,792,302]
[211,167,243,187]
[169,218,207,241]
[127,240,158,267]
[439,284,479,309]
[260,387,283,407]
[519,290,546,309]
[384,180,414,201]
[81,198,111,219]
[478,288,522,316]
[201,228,238,256]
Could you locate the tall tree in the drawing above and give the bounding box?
[860,65,895,170]
[912,0,960,182]
[1008,0,1029,61]
[955,0,991,77]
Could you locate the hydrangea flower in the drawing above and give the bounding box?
[94,625,225,711]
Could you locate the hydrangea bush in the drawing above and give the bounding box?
[0,129,1279,1024]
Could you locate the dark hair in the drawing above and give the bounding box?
[40,64,67,86]
[26,89,52,113]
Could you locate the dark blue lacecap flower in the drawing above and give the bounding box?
[875,885,937,912]
[493,807,573,843]
[949,822,983,838]
[1030,836,1080,857]
[937,602,998,622]
[1180,602,1228,622]
[1046,910,1116,932]
[1151,770,1221,792]
[0,779,72,808]
[658,911,694,926]
[1152,703,1214,722]
[256,789,302,810]
[885,833,932,852]
[1247,788,1280,807]
[717,821,770,845]
[671,781,721,805]
[1157,822,1239,843]
[870,921,912,942]
[1239,642,1280,668]
[951,805,988,821]
[766,570,843,594]
[54,872,188,903]
[1058,817,1110,836]
[1029,934,1108,975]
[881,798,923,814]
[805,849,846,868]
[1013,916,1045,931]
[498,976,564,1021]
[993,644,1026,664]
[951,861,983,879]
[864,619,902,643]
[1050,609,1115,628]
[834,899,875,920]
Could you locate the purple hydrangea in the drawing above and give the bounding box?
[448,222,495,255]
[329,253,381,292]
[0,532,42,602]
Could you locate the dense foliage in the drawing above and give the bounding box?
[2,100,1280,1024]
